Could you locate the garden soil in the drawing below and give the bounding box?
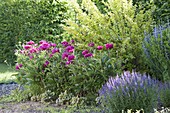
[0,101,64,113]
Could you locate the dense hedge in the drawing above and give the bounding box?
[77,0,169,22]
[133,0,169,22]
[0,0,68,64]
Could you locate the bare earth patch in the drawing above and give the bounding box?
[0,101,65,113]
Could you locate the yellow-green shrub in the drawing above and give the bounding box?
[64,0,154,71]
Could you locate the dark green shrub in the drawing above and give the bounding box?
[133,0,170,23]
[77,0,107,13]
[143,23,170,81]
[0,0,68,64]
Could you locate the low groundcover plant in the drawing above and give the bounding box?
[99,71,170,113]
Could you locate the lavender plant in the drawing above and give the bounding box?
[99,71,161,113]
[143,22,170,81]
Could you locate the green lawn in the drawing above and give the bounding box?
[0,63,17,83]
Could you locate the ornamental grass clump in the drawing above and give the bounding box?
[99,71,161,113]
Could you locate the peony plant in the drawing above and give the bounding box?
[67,42,124,104]
[15,40,75,99]
[15,40,124,103]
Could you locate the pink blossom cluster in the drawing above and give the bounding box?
[82,42,114,58]
[16,40,76,70]
[15,64,23,70]
[16,40,60,70]
[16,40,114,70]
[61,41,75,65]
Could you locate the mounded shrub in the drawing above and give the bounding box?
[64,0,153,72]
[15,40,123,104]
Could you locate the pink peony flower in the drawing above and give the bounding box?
[20,50,25,54]
[19,64,23,67]
[34,44,38,46]
[39,42,51,50]
[66,61,72,65]
[49,54,53,58]
[26,40,35,45]
[39,40,47,44]
[15,65,20,70]
[43,61,50,67]
[68,49,74,53]
[66,46,74,53]
[88,42,95,47]
[70,40,74,43]
[50,43,57,47]
[29,48,37,54]
[84,53,93,58]
[24,45,32,50]
[82,50,89,55]
[105,43,113,49]
[29,55,34,59]
[61,41,69,47]
[15,64,23,70]
[52,48,60,54]
[97,46,103,50]
[62,52,69,59]
[68,55,75,61]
